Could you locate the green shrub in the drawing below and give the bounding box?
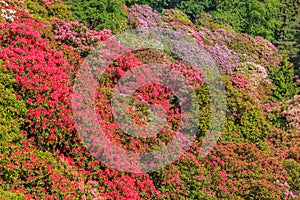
[220,77,273,148]
[65,0,127,33]
[269,58,299,101]
[282,159,300,195]
[25,0,49,24]
[25,0,74,24]
[48,3,74,22]
[0,60,27,153]
[0,188,24,200]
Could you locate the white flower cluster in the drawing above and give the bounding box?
[0,0,8,7]
[0,1,16,22]
[237,61,269,87]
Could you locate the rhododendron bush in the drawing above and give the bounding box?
[51,18,112,57]
[155,142,292,199]
[0,18,158,199]
[0,1,299,199]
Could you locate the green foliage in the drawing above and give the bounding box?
[0,60,27,154]
[48,3,74,21]
[221,77,273,148]
[142,0,182,12]
[194,85,211,140]
[26,0,49,24]
[64,0,127,33]
[269,58,299,101]
[0,188,25,200]
[274,0,300,72]
[282,159,300,195]
[25,0,74,24]
[125,0,148,6]
[176,0,214,20]
[212,0,283,42]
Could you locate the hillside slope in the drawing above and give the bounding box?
[0,1,299,199]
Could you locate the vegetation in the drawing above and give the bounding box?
[63,0,127,33]
[0,0,299,199]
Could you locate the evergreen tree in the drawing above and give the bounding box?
[270,58,299,101]
[275,0,300,73]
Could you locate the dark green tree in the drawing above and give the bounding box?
[125,0,215,20]
[294,19,300,75]
[275,0,300,74]
[64,0,128,33]
[269,58,299,101]
[212,0,282,41]
[176,0,216,20]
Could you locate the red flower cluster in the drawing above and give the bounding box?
[230,73,251,89]
[0,18,159,199]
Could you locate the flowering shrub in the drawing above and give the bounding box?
[0,20,80,153]
[0,0,17,22]
[282,159,300,196]
[230,73,251,89]
[0,142,107,199]
[161,9,195,32]
[0,18,160,199]
[195,13,232,32]
[156,142,291,199]
[2,0,27,13]
[266,96,300,154]
[36,0,63,8]
[281,95,300,153]
[204,44,240,75]
[75,45,204,172]
[236,62,269,87]
[0,2,299,199]
[193,17,283,71]
[51,18,112,57]
[274,180,299,199]
[128,4,162,28]
[231,33,283,70]
[282,95,300,133]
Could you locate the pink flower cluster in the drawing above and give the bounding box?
[204,44,240,75]
[36,0,62,8]
[51,18,112,56]
[274,180,298,199]
[128,4,162,28]
[281,95,300,133]
[255,36,278,52]
[237,62,269,87]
